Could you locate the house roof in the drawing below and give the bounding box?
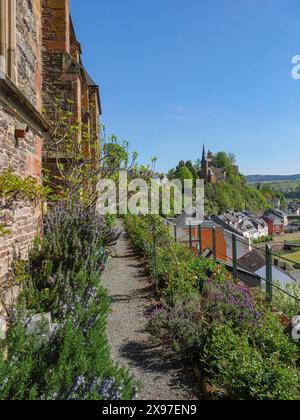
[211,215,241,235]
[174,208,204,227]
[214,258,261,289]
[265,208,287,220]
[288,202,300,210]
[80,66,102,115]
[83,68,98,87]
[239,249,298,285]
[165,219,221,244]
[249,217,268,229]
[238,250,266,272]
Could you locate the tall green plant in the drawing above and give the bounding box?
[0,201,136,400]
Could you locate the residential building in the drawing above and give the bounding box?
[263,209,288,235]
[222,229,251,261]
[211,212,268,241]
[169,216,228,261]
[168,212,264,288]
[238,249,297,288]
[248,217,269,238]
[287,202,300,216]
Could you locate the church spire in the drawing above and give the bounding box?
[202,144,206,162]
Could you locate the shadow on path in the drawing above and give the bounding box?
[102,221,201,401]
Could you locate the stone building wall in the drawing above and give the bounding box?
[0,0,101,310]
[0,0,46,303]
[41,0,101,170]
[16,0,42,107]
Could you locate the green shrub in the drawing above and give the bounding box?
[202,324,299,400]
[124,214,226,303]
[128,214,300,400]
[272,282,300,319]
[0,201,135,400]
[253,235,273,245]
[149,281,300,400]
[251,311,300,367]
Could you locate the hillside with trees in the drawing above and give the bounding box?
[261,180,300,200]
[168,152,284,215]
[246,174,300,183]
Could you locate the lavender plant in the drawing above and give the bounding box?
[0,201,135,400]
[127,214,300,400]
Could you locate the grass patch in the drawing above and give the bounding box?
[284,250,300,263]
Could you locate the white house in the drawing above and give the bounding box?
[288,202,300,216]
[212,212,269,241]
[249,217,269,238]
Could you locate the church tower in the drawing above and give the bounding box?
[201,145,208,180]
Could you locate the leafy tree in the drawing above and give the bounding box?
[212,151,230,169]
[167,168,175,181]
[185,160,197,179]
[43,99,139,207]
[175,166,194,184]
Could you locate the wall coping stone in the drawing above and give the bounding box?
[0,72,49,136]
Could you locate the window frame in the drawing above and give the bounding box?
[0,0,16,83]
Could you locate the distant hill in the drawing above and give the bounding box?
[246,174,300,184]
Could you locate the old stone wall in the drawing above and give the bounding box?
[0,0,43,300]
[16,0,43,109]
[0,0,101,305]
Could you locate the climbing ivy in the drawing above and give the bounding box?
[0,168,47,203]
[0,168,49,238]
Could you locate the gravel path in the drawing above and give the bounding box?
[101,221,200,401]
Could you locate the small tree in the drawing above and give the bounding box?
[43,99,138,208]
[176,166,194,184]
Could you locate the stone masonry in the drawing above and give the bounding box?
[42,0,101,167]
[0,0,46,308]
[0,0,101,308]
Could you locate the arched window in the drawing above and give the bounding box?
[0,0,16,83]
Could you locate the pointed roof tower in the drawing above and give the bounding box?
[202,145,206,162]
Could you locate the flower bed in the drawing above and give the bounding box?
[125,214,300,400]
[0,202,135,400]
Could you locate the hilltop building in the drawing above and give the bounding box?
[201,146,227,184]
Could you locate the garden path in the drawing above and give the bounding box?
[101,221,200,401]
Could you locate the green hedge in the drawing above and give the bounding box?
[125,214,300,400]
[124,214,225,303]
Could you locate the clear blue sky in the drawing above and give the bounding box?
[71,0,300,175]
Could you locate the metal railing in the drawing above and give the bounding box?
[166,221,300,305]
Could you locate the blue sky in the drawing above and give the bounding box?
[71,0,300,175]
